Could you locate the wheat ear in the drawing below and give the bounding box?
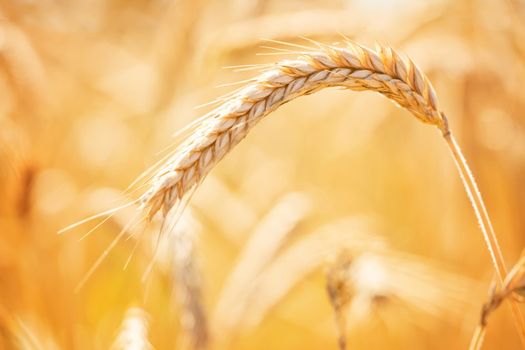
[141,41,448,216]
[471,255,525,350]
[137,40,525,343]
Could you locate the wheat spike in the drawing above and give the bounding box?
[139,41,448,220]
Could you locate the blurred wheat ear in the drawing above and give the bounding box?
[470,255,525,350]
[125,38,524,344]
[111,307,152,350]
[326,251,353,350]
[214,217,477,343]
[212,192,311,334]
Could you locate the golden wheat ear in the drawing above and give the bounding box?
[55,38,522,343]
[132,39,525,344]
[138,40,449,223]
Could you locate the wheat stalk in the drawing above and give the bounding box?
[135,39,525,343]
[172,212,208,350]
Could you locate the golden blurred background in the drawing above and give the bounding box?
[1,0,525,349]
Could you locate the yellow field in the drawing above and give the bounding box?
[1,1,525,349]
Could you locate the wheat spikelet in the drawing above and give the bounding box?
[139,40,448,220]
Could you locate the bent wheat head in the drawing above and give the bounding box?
[132,39,525,345]
[139,41,449,220]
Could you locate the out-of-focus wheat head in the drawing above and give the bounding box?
[325,247,482,350]
[326,251,354,350]
[213,192,311,334]
[211,216,479,349]
[212,217,381,337]
[111,307,153,350]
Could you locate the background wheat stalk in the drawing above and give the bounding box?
[172,213,208,350]
[135,39,524,345]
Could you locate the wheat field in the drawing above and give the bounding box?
[1,0,525,349]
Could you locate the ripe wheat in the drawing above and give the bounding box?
[140,41,448,220]
[133,39,524,344]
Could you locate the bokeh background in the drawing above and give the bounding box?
[1,0,525,349]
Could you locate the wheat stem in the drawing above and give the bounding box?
[443,132,525,347]
[469,325,486,350]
